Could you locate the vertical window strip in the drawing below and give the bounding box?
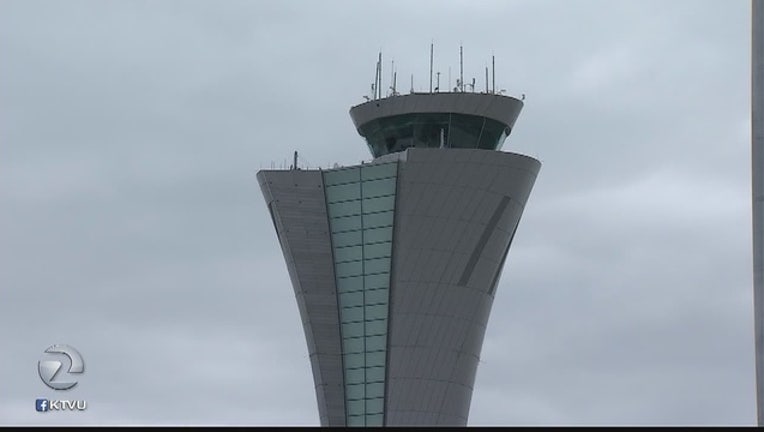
[324,163,398,427]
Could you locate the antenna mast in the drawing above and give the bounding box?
[459,45,464,92]
[492,54,495,94]
[429,43,434,93]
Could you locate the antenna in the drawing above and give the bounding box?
[378,52,383,99]
[485,66,489,93]
[392,71,397,95]
[492,54,495,94]
[471,77,476,92]
[390,59,395,96]
[373,54,380,100]
[429,42,434,93]
[448,67,451,93]
[436,71,440,92]
[459,44,464,92]
[410,73,414,94]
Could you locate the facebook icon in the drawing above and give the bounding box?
[35,398,49,412]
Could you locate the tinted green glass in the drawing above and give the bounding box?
[337,276,363,293]
[334,245,362,264]
[324,168,360,186]
[345,367,365,384]
[341,306,364,323]
[364,273,390,290]
[361,163,396,181]
[326,182,361,203]
[366,382,385,396]
[347,399,365,415]
[335,260,363,277]
[363,211,394,229]
[343,337,364,354]
[366,366,385,382]
[341,322,363,338]
[366,398,384,414]
[364,287,388,305]
[332,230,362,248]
[344,354,365,371]
[357,112,511,158]
[323,165,398,425]
[363,227,393,244]
[365,319,387,335]
[328,200,361,218]
[366,414,383,426]
[363,242,391,259]
[365,304,388,321]
[365,334,386,352]
[347,415,365,426]
[346,383,365,400]
[364,257,391,275]
[363,195,396,214]
[339,291,363,308]
[331,215,363,233]
[362,177,396,199]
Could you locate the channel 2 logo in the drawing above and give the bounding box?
[36,344,87,413]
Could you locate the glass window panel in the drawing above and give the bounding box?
[324,168,359,186]
[344,354,365,371]
[341,306,364,323]
[365,414,383,426]
[365,273,390,290]
[363,226,393,244]
[364,287,388,305]
[337,276,363,293]
[347,415,365,426]
[346,399,364,414]
[364,257,391,275]
[363,242,391,259]
[363,211,394,229]
[328,200,361,218]
[334,245,362,263]
[331,215,362,233]
[345,367,365,384]
[365,319,387,335]
[332,230,362,248]
[365,334,386,352]
[343,337,364,354]
[361,163,397,181]
[345,383,365,400]
[363,195,396,214]
[447,114,484,149]
[326,182,361,203]
[366,352,386,368]
[365,382,385,397]
[366,366,385,382]
[365,304,388,321]
[336,260,363,278]
[366,398,384,414]
[362,177,396,199]
[339,291,363,308]
[342,321,363,338]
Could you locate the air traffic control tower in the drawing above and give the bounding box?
[258,52,541,426]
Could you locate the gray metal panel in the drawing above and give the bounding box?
[257,170,346,426]
[754,0,764,425]
[386,148,540,426]
[349,93,523,132]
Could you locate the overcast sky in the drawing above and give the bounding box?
[0,0,755,426]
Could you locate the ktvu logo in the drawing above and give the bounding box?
[36,344,87,413]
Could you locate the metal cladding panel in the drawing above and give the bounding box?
[257,170,345,426]
[385,148,540,426]
[349,93,523,132]
[754,0,764,424]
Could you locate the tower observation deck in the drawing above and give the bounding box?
[257,51,541,426]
